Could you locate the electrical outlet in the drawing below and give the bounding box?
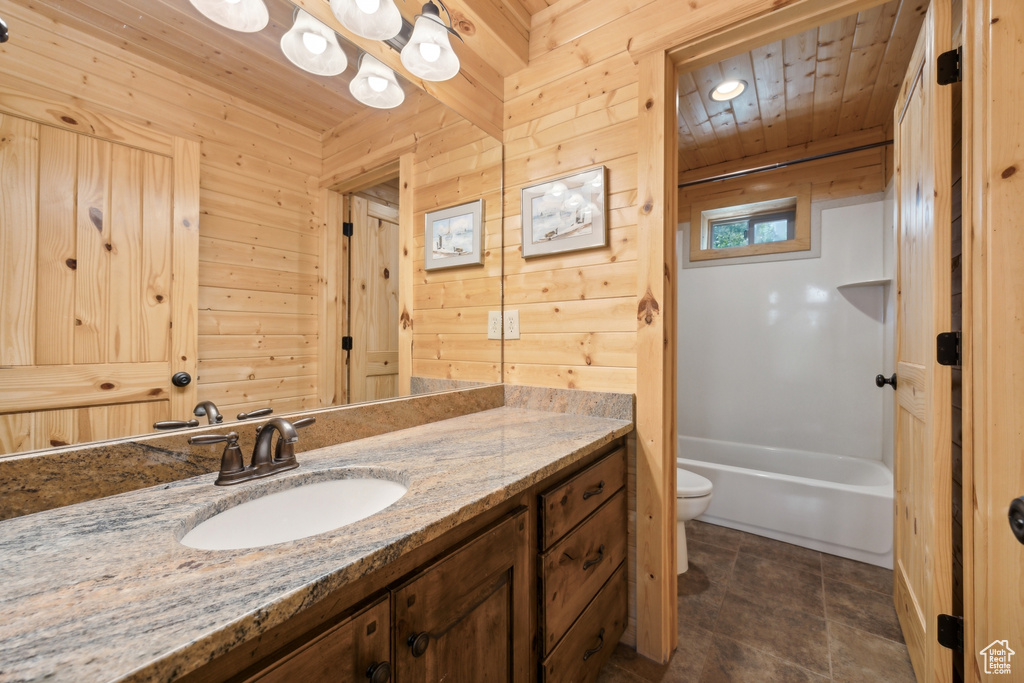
[504,310,520,340]
[487,311,502,340]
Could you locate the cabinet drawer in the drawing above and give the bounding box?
[247,595,390,683]
[541,564,627,683]
[541,489,626,653]
[540,446,626,549]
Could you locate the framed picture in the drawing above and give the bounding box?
[521,166,606,258]
[423,199,484,271]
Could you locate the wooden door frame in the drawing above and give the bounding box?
[961,1,1024,679]
[632,0,908,663]
[321,160,407,406]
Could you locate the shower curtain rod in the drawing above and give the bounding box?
[677,140,895,189]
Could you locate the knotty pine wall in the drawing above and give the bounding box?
[1,2,323,419]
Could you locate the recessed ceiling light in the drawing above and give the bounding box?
[710,79,747,102]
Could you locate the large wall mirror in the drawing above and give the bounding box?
[0,0,503,457]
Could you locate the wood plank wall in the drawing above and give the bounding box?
[678,145,888,218]
[0,1,323,420]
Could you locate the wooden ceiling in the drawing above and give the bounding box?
[18,0,530,136]
[677,0,926,176]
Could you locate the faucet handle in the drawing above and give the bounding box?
[189,432,247,486]
[237,407,273,420]
[292,417,316,429]
[154,419,200,430]
[188,433,237,446]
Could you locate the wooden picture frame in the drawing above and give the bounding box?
[423,199,484,271]
[520,166,606,258]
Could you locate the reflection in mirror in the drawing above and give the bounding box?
[0,0,503,457]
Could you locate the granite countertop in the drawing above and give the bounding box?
[0,406,632,683]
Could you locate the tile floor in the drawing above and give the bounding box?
[599,520,917,682]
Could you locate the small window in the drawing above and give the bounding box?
[689,186,811,263]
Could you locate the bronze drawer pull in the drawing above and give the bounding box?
[582,628,606,661]
[366,661,391,682]
[582,481,605,500]
[582,544,605,571]
[408,632,430,657]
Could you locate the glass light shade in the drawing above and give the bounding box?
[189,0,269,32]
[400,12,460,81]
[350,54,405,109]
[281,10,347,76]
[710,79,747,102]
[330,0,402,40]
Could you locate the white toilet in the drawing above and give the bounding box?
[676,468,714,574]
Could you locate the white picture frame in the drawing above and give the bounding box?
[520,166,606,258]
[423,199,484,271]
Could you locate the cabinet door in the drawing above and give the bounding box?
[393,509,530,683]
[248,596,391,683]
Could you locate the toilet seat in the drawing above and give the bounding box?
[677,468,713,498]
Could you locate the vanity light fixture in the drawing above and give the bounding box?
[188,0,269,33]
[281,9,348,76]
[330,0,403,41]
[400,0,462,82]
[350,53,405,109]
[710,79,747,102]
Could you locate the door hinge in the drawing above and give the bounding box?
[937,614,964,652]
[937,46,962,85]
[937,331,961,367]
[341,336,353,351]
[342,221,354,237]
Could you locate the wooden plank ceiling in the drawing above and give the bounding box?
[677,0,926,177]
[19,0,531,135]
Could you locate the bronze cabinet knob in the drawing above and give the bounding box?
[407,632,430,657]
[366,661,391,683]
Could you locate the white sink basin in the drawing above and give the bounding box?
[180,477,407,550]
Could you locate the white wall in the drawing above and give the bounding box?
[677,194,894,462]
[881,182,896,470]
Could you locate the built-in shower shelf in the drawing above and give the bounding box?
[837,278,892,290]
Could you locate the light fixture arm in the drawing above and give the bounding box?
[415,0,464,43]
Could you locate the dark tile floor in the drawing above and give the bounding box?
[599,521,917,682]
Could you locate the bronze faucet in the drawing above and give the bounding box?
[189,416,315,486]
[193,401,223,425]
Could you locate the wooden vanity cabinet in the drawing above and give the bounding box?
[538,446,628,683]
[392,508,531,683]
[244,596,391,683]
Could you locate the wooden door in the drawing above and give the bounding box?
[0,113,199,454]
[892,0,953,679]
[393,510,531,683]
[348,194,399,403]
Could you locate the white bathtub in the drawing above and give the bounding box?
[678,435,894,568]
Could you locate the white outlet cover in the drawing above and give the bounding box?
[487,310,502,340]
[504,310,520,340]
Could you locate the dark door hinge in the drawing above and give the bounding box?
[341,336,353,351]
[937,331,961,367]
[937,614,964,652]
[342,221,354,237]
[937,46,962,85]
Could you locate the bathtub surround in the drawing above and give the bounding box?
[0,405,632,682]
[0,384,633,521]
[677,193,893,461]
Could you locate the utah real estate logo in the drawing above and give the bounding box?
[980,640,1015,675]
